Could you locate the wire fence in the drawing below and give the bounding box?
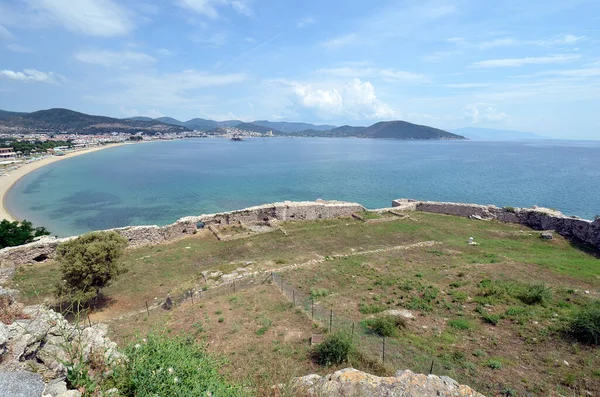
[272,272,447,377]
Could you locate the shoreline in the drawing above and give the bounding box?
[0,143,127,222]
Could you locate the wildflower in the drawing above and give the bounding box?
[134,344,141,349]
[168,367,174,374]
[174,377,179,383]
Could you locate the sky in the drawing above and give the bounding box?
[0,0,599,139]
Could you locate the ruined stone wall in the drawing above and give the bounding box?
[393,198,600,250]
[0,200,364,282]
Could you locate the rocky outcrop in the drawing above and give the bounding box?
[393,199,600,251]
[0,304,120,379]
[290,368,485,396]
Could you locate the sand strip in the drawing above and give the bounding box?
[0,143,126,221]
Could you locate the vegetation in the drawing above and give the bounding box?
[358,303,386,314]
[0,219,50,248]
[66,332,246,396]
[503,206,517,213]
[568,301,600,345]
[363,316,405,337]
[313,333,353,366]
[55,231,128,306]
[0,139,73,155]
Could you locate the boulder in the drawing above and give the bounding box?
[290,368,485,397]
[0,371,45,397]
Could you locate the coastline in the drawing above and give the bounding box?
[0,143,126,222]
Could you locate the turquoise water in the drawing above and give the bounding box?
[6,138,600,237]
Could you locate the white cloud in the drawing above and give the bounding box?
[463,103,508,123]
[28,0,133,37]
[290,79,395,120]
[321,33,359,48]
[444,83,490,88]
[317,67,428,83]
[535,34,586,46]
[0,24,13,40]
[5,43,32,53]
[74,50,156,68]
[478,38,516,50]
[191,32,228,47]
[421,50,461,63]
[0,68,63,84]
[297,17,316,29]
[178,0,252,19]
[470,55,580,68]
[88,70,247,108]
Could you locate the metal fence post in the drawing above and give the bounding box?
[351,322,355,339]
[311,297,314,319]
[382,336,386,364]
[293,289,295,306]
[329,309,333,333]
[429,360,434,375]
[145,301,149,317]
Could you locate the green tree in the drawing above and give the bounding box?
[0,219,50,249]
[55,231,128,306]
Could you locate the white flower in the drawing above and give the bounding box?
[134,344,141,349]
[174,377,179,383]
[168,367,174,374]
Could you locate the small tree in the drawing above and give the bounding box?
[55,231,128,307]
[0,219,50,248]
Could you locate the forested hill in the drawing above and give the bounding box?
[0,108,189,134]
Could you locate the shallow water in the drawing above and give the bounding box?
[6,138,600,236]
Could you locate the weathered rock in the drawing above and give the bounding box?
[383,309,415,319]
[540,232,553,239]
[43,378,68,397]
[290,368,485,397]
[1,305,121,378]
[0,371,45,397]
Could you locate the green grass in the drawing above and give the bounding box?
[448,318,476,331]
[358,303,387,314]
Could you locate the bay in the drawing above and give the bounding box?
[6,138,600,237]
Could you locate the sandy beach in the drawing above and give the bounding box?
[0,143,125,222]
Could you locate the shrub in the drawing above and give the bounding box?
[503,206,517,213]
[568,302,600,345]
[358,303,386,314]
[313,333,353,366]
[481,313,501,326]
[310,288,330,299]
[55,231,128,307]
[485,359,503,370]
[448,318,475,330]
[113,333,245,396]
[0,219,50,249]
[363,316,406,337]
[517,284,552,305]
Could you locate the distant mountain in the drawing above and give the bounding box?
[234,123,281,134]
[251,120,337,133]
[454,127,546,141]
[0,108,190,134]
[125,116,154,122]
[291,121,465,140]
[218,120,243,128]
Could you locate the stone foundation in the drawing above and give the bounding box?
[0,200,364,282]
[393,198,600,250]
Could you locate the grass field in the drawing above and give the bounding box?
[10,211,600,396]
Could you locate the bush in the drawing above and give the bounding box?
[358,303,386,314]
[55,231,128,307]
[503,206,517,213]
[481,313,501,326]
[485,359,503,370]
[310,288,330,299]
[448,318,475,330]
[568,302,600,345]
[314,333,353,366]
[363,316,406,337]
[0,219,50,249]
[517,284,552,305]
[113,333,245,396]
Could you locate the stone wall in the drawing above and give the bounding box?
[0,200,364,283]
[393,198,600,250]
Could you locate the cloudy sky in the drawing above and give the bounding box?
[0,0,599,138]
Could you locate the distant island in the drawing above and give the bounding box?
[0,108,466,140]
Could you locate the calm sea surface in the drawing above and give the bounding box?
[6,138,600,237]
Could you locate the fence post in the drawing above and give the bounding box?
[429,360,434,375]
[382,336,386,364]
[311,297,314,319]
[351,322,355,339]
[292,289,295,306]
[145,301,149,317]
[191,290,194,304]
[329,309,333,333]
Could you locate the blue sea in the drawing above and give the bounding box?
[6,138,600,237]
